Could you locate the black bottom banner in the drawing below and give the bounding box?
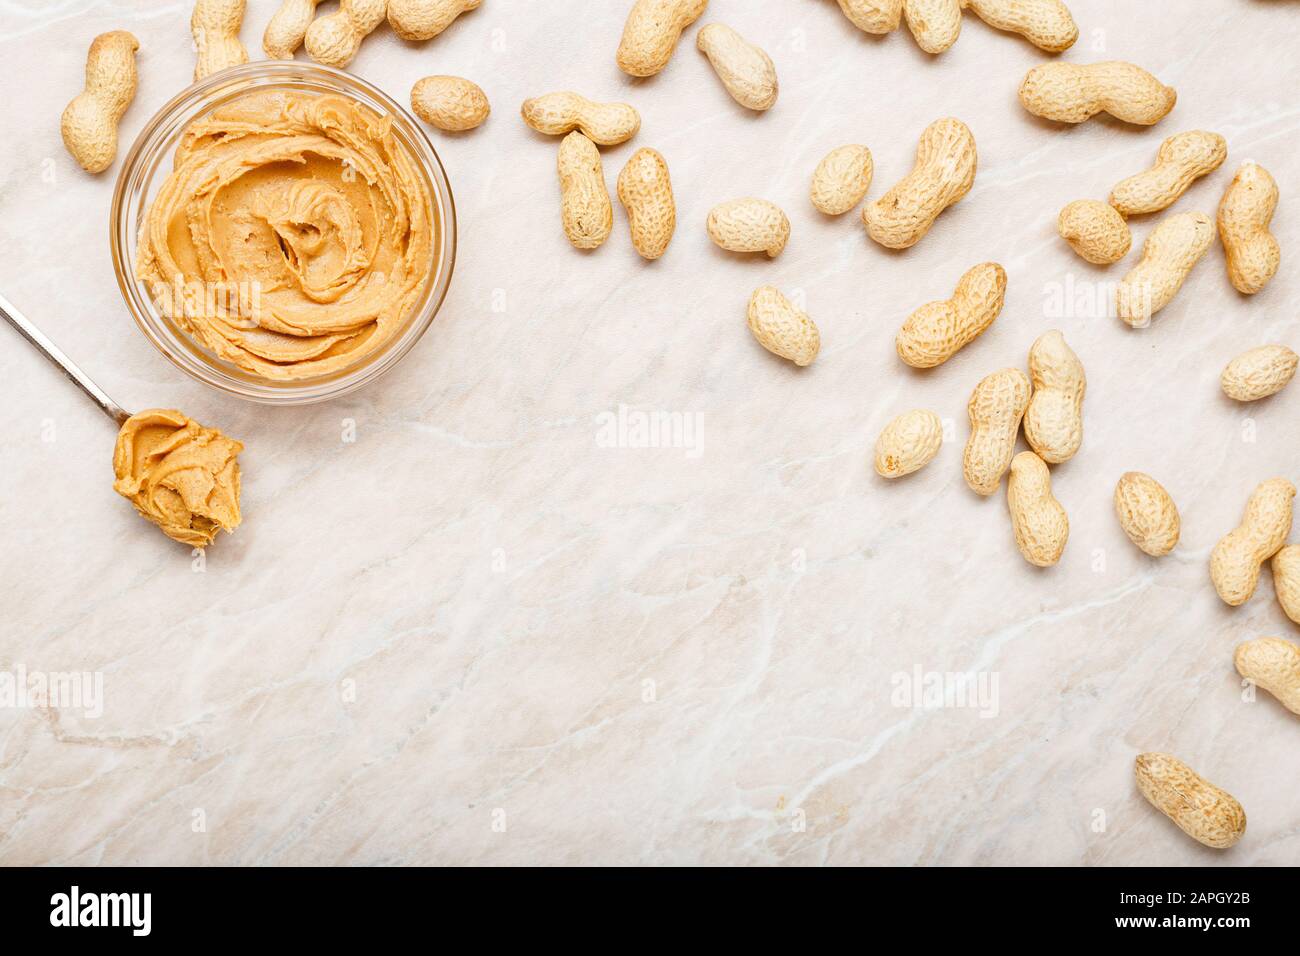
[0,865,1283,942]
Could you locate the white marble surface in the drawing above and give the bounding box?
[1,0,1298,866]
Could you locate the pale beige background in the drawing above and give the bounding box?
[0,0,1297,865]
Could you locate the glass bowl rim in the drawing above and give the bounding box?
[110,60,456,405]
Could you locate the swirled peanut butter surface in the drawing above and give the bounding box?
[113,409,243,547]
[136,90,435,380]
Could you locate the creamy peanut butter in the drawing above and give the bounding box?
[113,409,243,547]
[136,90,435,380]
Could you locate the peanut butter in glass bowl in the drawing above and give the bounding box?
[112,63,456,404]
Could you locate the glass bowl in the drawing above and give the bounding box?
[111,61,456,405]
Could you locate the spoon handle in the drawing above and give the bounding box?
[0,292,130,426]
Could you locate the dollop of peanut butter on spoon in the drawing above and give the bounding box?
[1,294,247,549]
[112,409,243,547]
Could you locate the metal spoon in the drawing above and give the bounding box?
[0,292,131,425]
